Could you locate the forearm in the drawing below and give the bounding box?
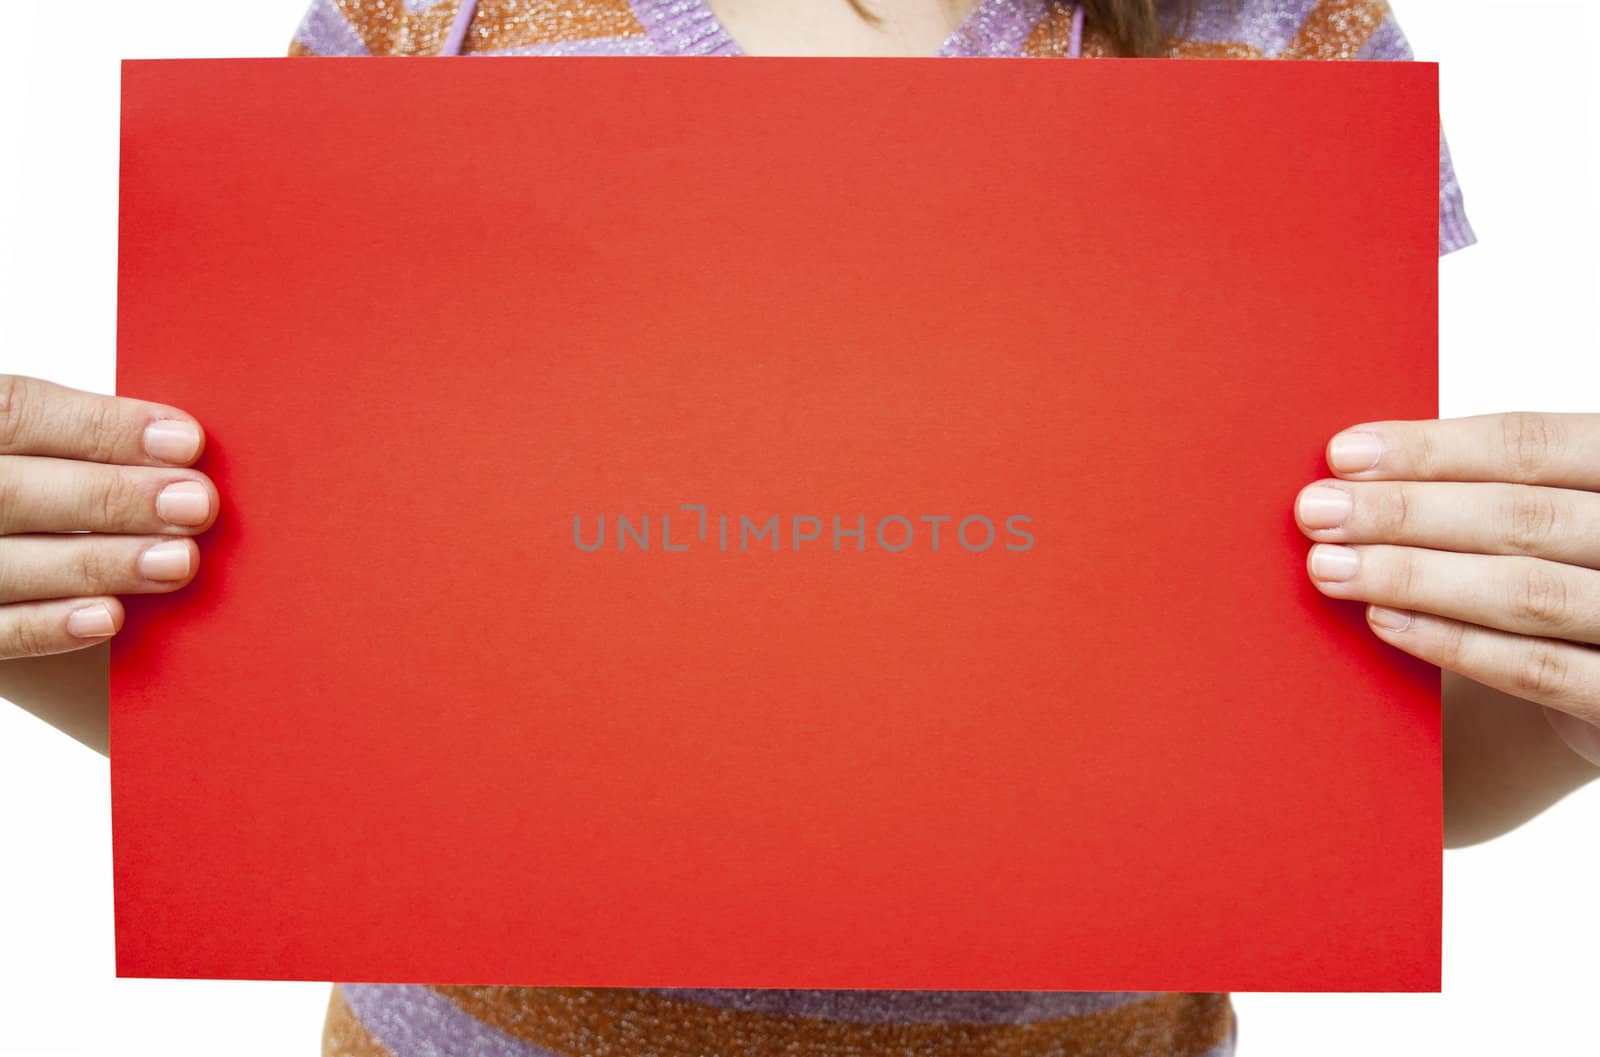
[0,643,110,756]
[1443,667,1600,849]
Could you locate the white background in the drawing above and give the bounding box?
[2,1,1597,1054]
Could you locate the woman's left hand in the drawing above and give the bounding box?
[1294,411,1600,760]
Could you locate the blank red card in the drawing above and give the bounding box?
[114,56,1441,991]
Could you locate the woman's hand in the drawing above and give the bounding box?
[1294,411,1600,767]
[0,374,217,660]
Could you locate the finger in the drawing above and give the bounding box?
[1307,543,1600,646]
[1294,479,1600,568]
[0,534,199,604]
[0,456,218,536]
[1325,411,1600,490]
[1361,605,1600,725]
[0,596,125,661]
[0,374,205,467]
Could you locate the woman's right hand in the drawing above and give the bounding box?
[0,374,218,660]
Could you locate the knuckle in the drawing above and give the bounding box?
[1501,412,1560,483]
[1509,561,1571,628]
[0,372,19,447]
[1382,484,1415,538]
[1436,619,1469,670]
[0,375,28,451]
[1390,547,1420,603]
[75,543,116,591]
[4,612,47,659]
[1513,641,1570,700]
[89,467,142,529]
[84,398,125,464]
[0,467,16,532]
[1503,489,1561,556]
[1414,426,1439,478]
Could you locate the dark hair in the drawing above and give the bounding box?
[845,0,1199,57]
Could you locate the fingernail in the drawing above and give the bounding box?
[143,420,201,464]
[67,603,116,639]
[156,481,211,526]
[1369,606,1413,631]
[1309,543,1359,581]
[1328,431,1383,473]
[139,540,192,580]
[1297,484,1352,529]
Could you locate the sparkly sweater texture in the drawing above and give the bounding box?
[289,2,1473,1054]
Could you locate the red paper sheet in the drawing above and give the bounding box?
[114,56,1441,991]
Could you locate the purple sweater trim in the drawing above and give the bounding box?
[645,986,1157,1022]
[627,0,742,56]
[342,985,559,1057]
[443,0,476,56]
[293,1,371,56]
[936,0,1052,57]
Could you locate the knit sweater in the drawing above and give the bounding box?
[289,2,1474,1054]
